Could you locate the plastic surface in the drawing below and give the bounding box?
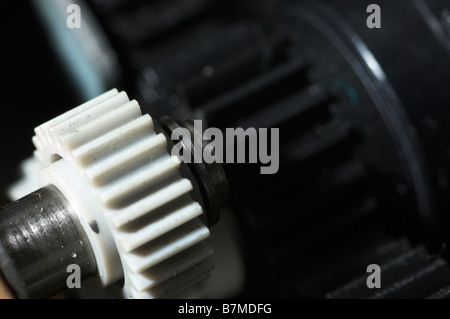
[17,89,213,298]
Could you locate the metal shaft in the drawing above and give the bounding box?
[0,185,97,298]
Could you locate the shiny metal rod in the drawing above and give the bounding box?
[0,185,97,298]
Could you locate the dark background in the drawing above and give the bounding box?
[0,1,82,201]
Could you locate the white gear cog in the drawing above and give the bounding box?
[23,88,213,298]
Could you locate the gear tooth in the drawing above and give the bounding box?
[32,135,42,151]
[145,259,214,299]
[41,89,120,130]
[122,219,210,273]
[100,156,181,207]
[50,91,130,142]
[127,273,150,293]
[33,126,46,146]
[128,242,213,293]
[29,89,213,298]
[35,89,120,145]
[116,202,203,252]
[33,150,45,166]
[84,133,167,186]
[72,115,154,166]
[109,179,193,227]
[59,100,142,150]
[33,89,125,164]
[33,132,57,166]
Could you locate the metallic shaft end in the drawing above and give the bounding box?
[0,185,97,298]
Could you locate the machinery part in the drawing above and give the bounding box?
[4,0,450,299]
[6,89,217,298]
[156,117,229,227]
[73,0,450,297]
[0,185,97,299]
[327,238,450,299]
[85,0,428,297]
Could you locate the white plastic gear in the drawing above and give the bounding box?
[28,88,213,298]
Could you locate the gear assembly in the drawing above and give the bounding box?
[1,0,450,299]
[1,89,229,298]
